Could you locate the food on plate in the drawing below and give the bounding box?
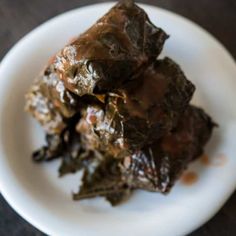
[25,64,78,134]
[25,0,216,205]
[52,0,168,96]
[73,105,215,205]
[76,57,195,158]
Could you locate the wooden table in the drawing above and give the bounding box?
[0,0,235,235]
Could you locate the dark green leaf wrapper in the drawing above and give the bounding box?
[120,106,216,193]
[53,2,168,96]
[26,1,216,206]
[77,57,195,158]
[73,156,131,206]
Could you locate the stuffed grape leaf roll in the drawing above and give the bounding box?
[25,64,79,134]
[74,105,215,205]
[120,105,216,193]
[76,58,195,157]
[53,1,168,96]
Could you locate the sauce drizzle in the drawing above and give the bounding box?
[181,171,198,186]
[200,153,227,167]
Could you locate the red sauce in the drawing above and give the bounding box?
[181,171,198,186]
[200,153,227,167]
[88,115,97,124]
[200,154,210,166]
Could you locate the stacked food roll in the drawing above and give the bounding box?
[25,0,216,205]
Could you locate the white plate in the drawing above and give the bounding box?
[0,2,236,236]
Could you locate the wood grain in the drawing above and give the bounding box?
[0,0,235,235]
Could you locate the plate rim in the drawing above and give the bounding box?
[0,2,235,236]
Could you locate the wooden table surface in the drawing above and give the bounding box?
[0,0,235,235]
